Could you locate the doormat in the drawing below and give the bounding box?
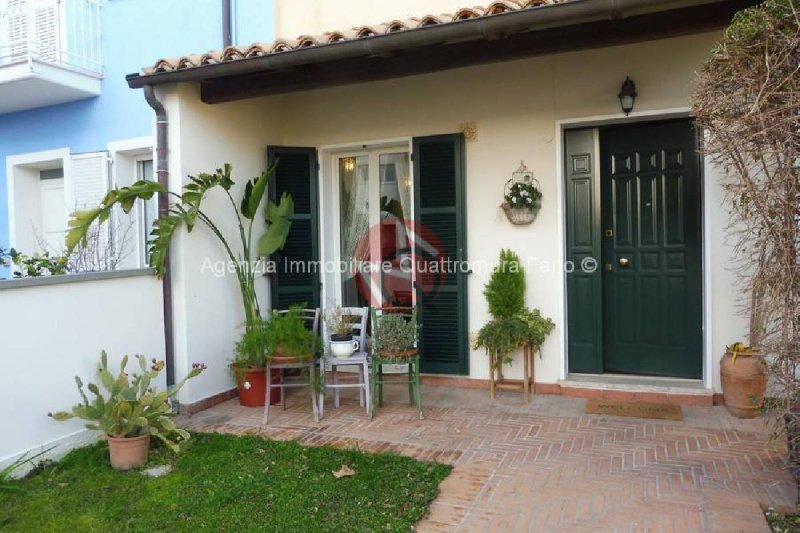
[585,398,683,421]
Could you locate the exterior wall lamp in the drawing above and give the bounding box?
[618,76,637,116]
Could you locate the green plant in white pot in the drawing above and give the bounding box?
[325,305,360,357]
[51,351,206,470]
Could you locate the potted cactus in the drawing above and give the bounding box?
[51,351,206,470]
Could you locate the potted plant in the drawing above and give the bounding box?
[266,308,323,364]
[50,351,205,470]
[231,319,280,407]
[720,341,767,418]
[372,311,417,358]
[501,179,542,226]
[64,164,294,408]
[325,306,360,358]
[473,249,554,381]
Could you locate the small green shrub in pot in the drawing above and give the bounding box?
[373,312,417,356]
[233,320,270,371]
[50,351,205,470]
[474,250,555,370]
[266,307,323,360]
[483,249,525,319]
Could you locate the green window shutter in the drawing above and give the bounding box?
[267,146,320,310]
[565,129,603,373]
[412,134,469,375]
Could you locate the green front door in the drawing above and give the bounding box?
[600,120,702,378]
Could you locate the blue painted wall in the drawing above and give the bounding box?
[0,0,275,258]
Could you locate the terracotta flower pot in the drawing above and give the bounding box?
[271,344,312,365]
[720,350,767,418]
[233,367,280,407]
[107,434,150,470]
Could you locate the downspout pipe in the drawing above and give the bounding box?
[222,0,232,48]
[127,0,728,88]
[143,85,175,388]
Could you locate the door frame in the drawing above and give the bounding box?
[555,107,712,389]
[318,137,414,308]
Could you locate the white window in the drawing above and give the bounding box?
[6,148,70,255]
[6,148,118,272]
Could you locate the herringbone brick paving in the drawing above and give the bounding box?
[181,385,795,532]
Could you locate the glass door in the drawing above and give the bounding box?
[336,147,412,308]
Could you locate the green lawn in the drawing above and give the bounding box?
[0,432,451,532]
[766,509,800,533]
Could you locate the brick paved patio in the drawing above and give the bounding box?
[181,385,796,532]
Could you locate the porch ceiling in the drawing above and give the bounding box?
[127,0,755,104]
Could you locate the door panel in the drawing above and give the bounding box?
[601,120,702,378]
[565,129,603,373]
[413,134,468,375]
[267,146,320,310]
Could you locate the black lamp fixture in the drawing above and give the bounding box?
[618,76,637,116]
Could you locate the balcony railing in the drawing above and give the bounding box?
[0,0,102,76]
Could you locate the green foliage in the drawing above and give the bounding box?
[0,247,69,278]
[484,249,525,319]
[265,307,323,360]
[504,181,542,209]
[64,163,294,328]
[0,432,451,532]
[233,320,271,369]
[475,249,555,367]
[373,311,418,354]
[50,351,205,452]
[518,308,555,349]
[721,0,797,47]
[473,311,555,367]
[0,448,52,493]
[473,317,530,366]
[765,509,800,533]
[66,180,163,253]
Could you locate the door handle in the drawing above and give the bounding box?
[618,257,630,267]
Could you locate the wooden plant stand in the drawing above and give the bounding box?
[489,343,536,403]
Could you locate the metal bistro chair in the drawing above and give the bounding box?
[369,306,424,420]
[262,308,321,425]
[318,306,370,418]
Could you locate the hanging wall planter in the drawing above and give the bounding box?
[501,161,542,226]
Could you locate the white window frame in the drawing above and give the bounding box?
[6,147,71,251]
[107,137,154,268]
[320,138,415,308]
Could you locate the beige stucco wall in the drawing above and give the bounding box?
[275,0,473,38]
[162,31,744,403]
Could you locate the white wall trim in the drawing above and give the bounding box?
[0,429,98,478]
[6,147,71,249]
[107,136,154,155]
[553,106,712,389]
[318,136,412,153]
[702,145,714,390]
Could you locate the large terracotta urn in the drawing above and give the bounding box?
[720,350,767,418]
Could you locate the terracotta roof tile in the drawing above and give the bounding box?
[143,0,570,75]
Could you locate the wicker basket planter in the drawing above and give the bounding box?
[502,202,540,226]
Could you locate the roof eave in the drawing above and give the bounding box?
[127,0,729,89]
